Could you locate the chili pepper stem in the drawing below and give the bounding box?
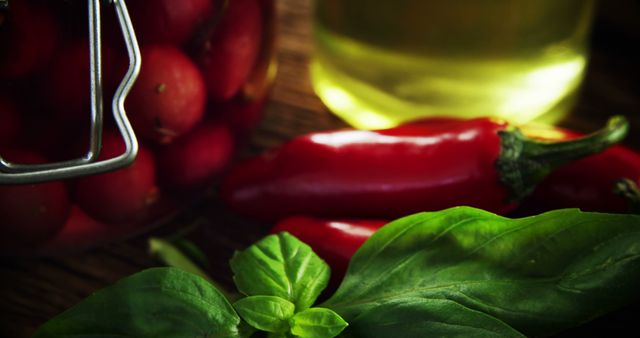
[497,115,629,202]
[613,178,640,214]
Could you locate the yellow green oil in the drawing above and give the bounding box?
[311,0,596,129]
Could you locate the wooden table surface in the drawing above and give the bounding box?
[1,0,639,337]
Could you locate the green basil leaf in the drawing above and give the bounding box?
[234,295,295,333]
[149,237,239,301]
[289,308,348,338]
[342,297,523,338]
[230,232,330,310]
[33,267,244,338]
[173,237,211,268]
[149,237,212,282]
[322,207,640,337]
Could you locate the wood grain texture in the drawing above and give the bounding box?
[0,0,638,337]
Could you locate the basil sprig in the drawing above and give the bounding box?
[34,207,640,337]
[230,232,346,337]
[35,232,347,338]
[230,232,331,311]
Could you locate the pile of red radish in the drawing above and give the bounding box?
[0,0,275,252]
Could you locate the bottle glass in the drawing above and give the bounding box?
[311,0,596,129]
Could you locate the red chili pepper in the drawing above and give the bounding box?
[221,116,628,221]
[518,125,640,213]
[271,216,387,284]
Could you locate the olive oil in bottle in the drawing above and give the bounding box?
[311,0,596,129]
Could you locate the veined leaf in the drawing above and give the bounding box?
[342,297,523,338]
[322,207,640,337]
[234,295,295,333]
[34,267,244,338]
[230,232,330,310]
[289,307,348,338]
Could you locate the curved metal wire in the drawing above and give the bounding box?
[0,0,140,184]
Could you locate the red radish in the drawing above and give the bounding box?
[0,0,59,78]
[158,121,234,190]
[196,0,262,101]
[0,96,21,146]
[45,40,121,121]
[19,115,93,163]
[45,205,113,251]
[127,45,206,144]
[216,95,268,141]
[127,0,214,45]
[74,131,159,224]
[0,150,71,249]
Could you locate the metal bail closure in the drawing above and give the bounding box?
[0,0,141,184]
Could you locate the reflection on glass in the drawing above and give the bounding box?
[312,0,596,129]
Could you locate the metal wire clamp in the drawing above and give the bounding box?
[0,0,141,184]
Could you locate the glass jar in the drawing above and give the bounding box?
[311,0,596,129]
[0,0,276,254]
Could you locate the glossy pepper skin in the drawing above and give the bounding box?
[523,127,640,213]
[271,216,387,284]
[222,116,628,221]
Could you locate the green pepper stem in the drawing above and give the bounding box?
[613,178,640,214]
[497,115,629,202]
